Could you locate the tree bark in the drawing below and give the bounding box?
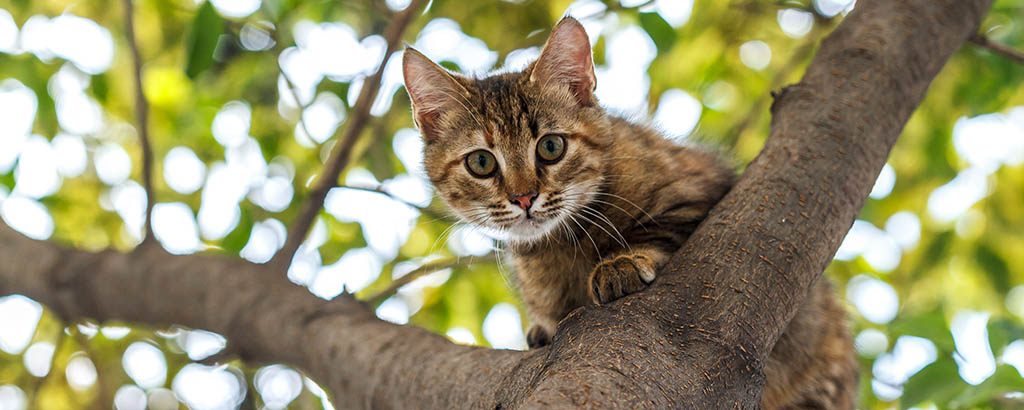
[0,0,991,408]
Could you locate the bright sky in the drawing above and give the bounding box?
[0,0,1022,407]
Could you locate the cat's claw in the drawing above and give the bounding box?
[588,253,655,304]
[526,325,552,348]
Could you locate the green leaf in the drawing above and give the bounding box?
[901,357,966,409]
[976,244,1011,293]
[639,12,676,53]
[987,318,1024,356]
[948,365,1024,408]
[889,309,956,352]
[185,1,224,79]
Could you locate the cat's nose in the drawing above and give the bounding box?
[510,191,538,211]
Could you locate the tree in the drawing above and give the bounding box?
[1,0,1023,408]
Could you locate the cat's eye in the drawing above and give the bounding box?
[465,150,498,178]
[536,134,566,164]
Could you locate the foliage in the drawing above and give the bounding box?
[0,0,1023,408]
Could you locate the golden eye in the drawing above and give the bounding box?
[536,134,566,164]
[465,150,498,178]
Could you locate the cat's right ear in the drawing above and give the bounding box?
[402,47,470,141]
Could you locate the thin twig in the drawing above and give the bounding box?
[123,0,157,246]
[366,253,497,305]
[279,66,318,144]
[272,0,427,270]
[339,184,452,221]
[969,33,1024,65]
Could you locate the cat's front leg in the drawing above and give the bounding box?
[588,248,669,304]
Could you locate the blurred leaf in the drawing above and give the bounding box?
[901,357,965,408]
[638,13,676,54]
[976,244,1011,293]
[185,1,225,79]
[987,318,1024,355]
[889,309,956,352]
[948,365,1024,408]
[220,208,254,253]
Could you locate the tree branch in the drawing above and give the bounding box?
[273,0,427,270]
[0,0,992,408]
[969,33,1024,65]
[122,0,157,246]
[365,253,497,305]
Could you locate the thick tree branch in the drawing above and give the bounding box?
[0,0,991,408]
[273,0,427,269]
[122,0,157,245]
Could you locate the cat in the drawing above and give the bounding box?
[402,17,857,409]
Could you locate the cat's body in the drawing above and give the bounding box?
[403,17,857,409]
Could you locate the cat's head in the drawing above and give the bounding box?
[403,17,611,243]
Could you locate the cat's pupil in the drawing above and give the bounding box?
[477,155,487,166]
[545,141,554,152]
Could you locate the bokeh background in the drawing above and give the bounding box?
[0,0,1023,408]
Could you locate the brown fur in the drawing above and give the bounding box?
[403,18,857,409]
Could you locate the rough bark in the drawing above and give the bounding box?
[0,0,991,408]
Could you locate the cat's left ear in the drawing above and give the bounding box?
[530,17,597,106]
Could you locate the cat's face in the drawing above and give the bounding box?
[404,18,609,243]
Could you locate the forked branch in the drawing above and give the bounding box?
[273,0,428,269]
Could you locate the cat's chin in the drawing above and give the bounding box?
[503,217,561,244]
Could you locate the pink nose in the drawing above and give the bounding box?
[511,192,538,210]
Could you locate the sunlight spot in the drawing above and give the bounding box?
[146,388,178,410]
[953,112,1024,173]
[66,354,98,391]
[376,297,410,324]
[13,135,61,199]
[52,133,87,177]
[113,385,147,410]
[45,15,114,74]
[654,0,693,27]
[413,18,498,72]
[739,40,771,70]
[0,295,42,354]
[111,181,147,241]
[212,101,251,148]
[95,143,133,185]
[654,89,701,139]
[1008,286,1024,320]
[371,52,404,116]
[152,202,201,255]
[0,385,26,410]
[777,9,814,38]
[172,364,246,410]
[240,219,286,263]
[1003,340,1024,378]
[871,336,936,400]
[211,0,261,18]
[240,21,275,51]
[595,65,650,114]
[446,327,477,345]
[311,247,383,298]
[55,91,103,134]
[385,0,412,11]
[164,147,207,194]
[813,0,855,17]
[179,329,227,361]
[0,10,18,53]
[123,342,167,389]
[304,378,337,410]
[703,80,737,112]
[606,26,657,73]
[448,226,495,257]
[885,211,920,251]
[0,79,38,173]
[854,329,888,358]
[255,365,303,410]
[1,195,54,240]
[483,303,527,350]
[324,169,421,259]
[198,163,245,240]
[101,326,131,340]
[503,47,541,71]
[23,341,55,377]
[869,163,895,199]
[927,167,989,223]
[847,275,898,324]
[299,92,345,144]
[951,310,995,385]
[287,244,322,286]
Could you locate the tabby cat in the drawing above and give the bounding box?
[402,17,857,409]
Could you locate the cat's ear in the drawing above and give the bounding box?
[403,47,471,140]
[530,17,597,106]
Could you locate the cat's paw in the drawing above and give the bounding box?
[526,325,552,348]
[588,253,656,304]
